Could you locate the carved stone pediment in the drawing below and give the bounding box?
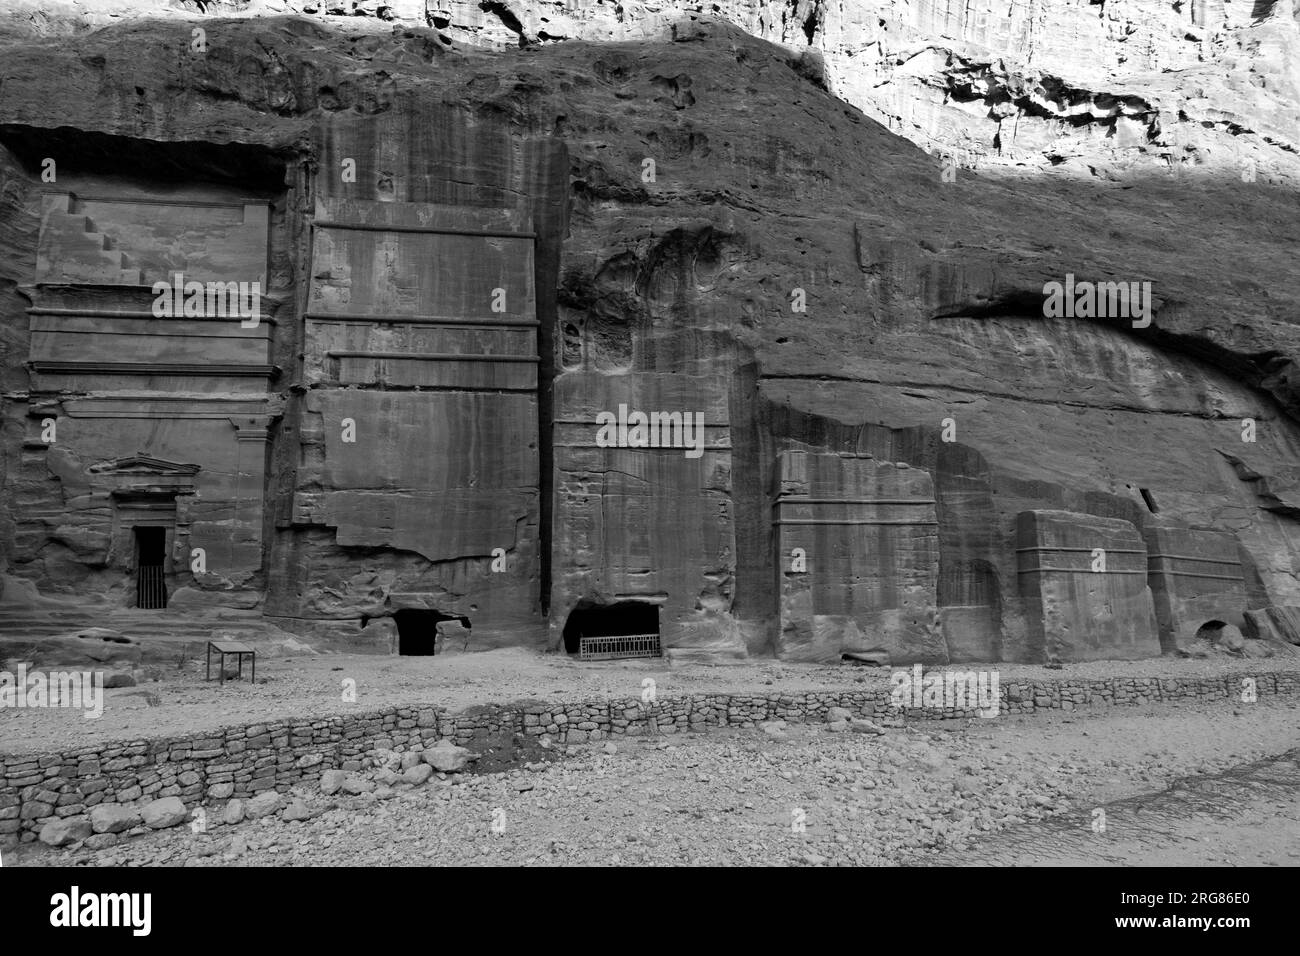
[90,454,200,496]
[90,455,201,476]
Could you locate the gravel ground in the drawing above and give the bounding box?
[12,694,1299,867]
[3,646,1294,754]
[928,746,1300,866]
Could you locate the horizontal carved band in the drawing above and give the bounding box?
[1151,570,1246,582]
[30,361,279,377]
[1147,553,1241,565]
[774,518,939,526]
[1017,565,1147,575]
[326,351,539,363]
[773,498,937,507]
[1015,546,1146,555]
[306,311,537,327]
[29,306,279,325]
[313,220,536,239]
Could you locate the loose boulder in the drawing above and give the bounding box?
[39,816,92,847]
[141,797,188,829]
[402,764,435,786]
[320,769,346,795]
[341,775,376,795]
[245,791,284,820]
[1216,624,1247,653]
[422,740,475,773]
[282,799,314,822]
[89,804,142,834]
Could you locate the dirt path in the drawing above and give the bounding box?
[12,694,1299,867]
[926,747,1300,866]
[2,646,1292,755]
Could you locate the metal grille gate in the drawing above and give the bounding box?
[136,563,167,609]
[578,633,662,661]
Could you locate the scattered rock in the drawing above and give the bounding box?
[402,764,434,786]
[603,742,618,755]
[320,769,346,795]
[141,797,188,829]
[341,775,376,795]
[103,671,136,688]
[40,816,92,847]
[422,740,475,773]
[223,799,246,826]
[245,791,284,820]
[89,804,141,834]
[282,799,314,822]
[1216,624,1246,653]
[83,832,119,850]
[849,718,885,735]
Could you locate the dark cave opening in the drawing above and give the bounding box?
[561,600,660,655]
[395,609,471,656]
[133,525,168,610]
[1194,619,1228,642]
[0,124,288,191]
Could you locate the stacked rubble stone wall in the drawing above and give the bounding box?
[4,669,1297,846]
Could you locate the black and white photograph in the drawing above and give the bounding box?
[0,0,1294,922]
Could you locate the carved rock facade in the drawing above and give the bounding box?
[1,13,1299,663]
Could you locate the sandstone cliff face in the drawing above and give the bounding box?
[6,0,1297,185]
[1,8,1298,663]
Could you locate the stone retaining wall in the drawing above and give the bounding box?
[3,670,1297,847]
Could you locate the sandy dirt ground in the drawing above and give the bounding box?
[1,647,1293,755]
[9,692,1299,868]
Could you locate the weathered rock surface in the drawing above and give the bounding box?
[1244,606,1300,646]
[340,775,376,795]
[402,764,435,786]
[281,799,315,822]
[0,8,1298,667]
[141,797,188,829]
[89,804,141,834]
[422,741,475,772]
[245,791,285,820]
[39,815,91,846]
[320,769,347,795]
[3,0,1295,185]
